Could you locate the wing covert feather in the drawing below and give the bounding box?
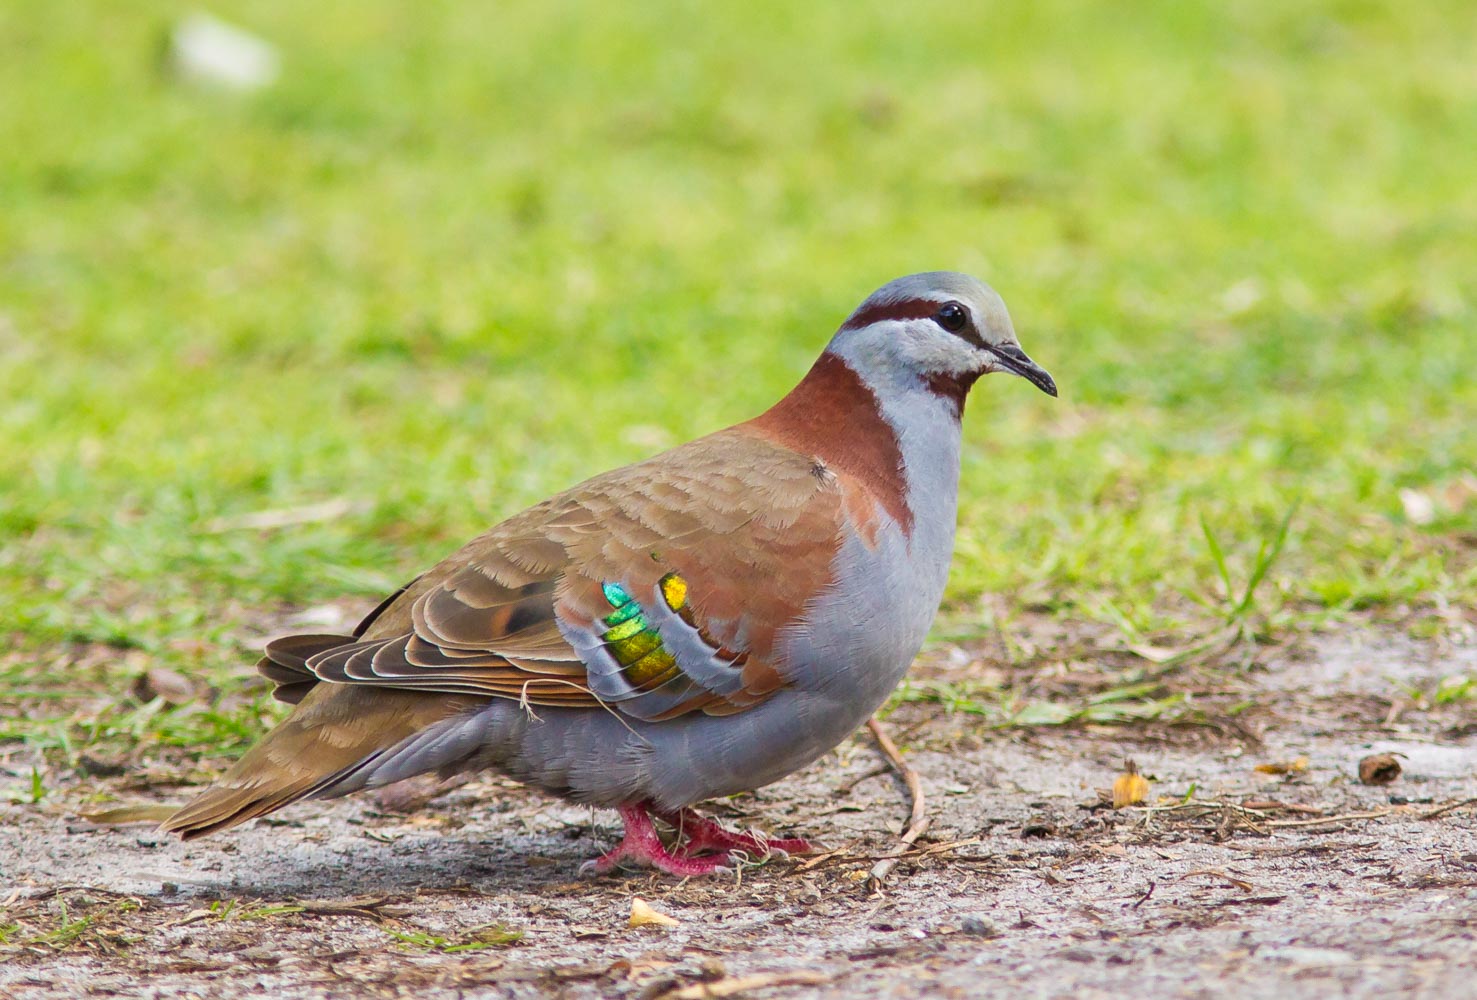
[287,429,849,720]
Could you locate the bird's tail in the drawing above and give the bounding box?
[161,681,485,840]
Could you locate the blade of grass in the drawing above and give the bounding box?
[1200,515,1236,609]
[1232,498,1302,620]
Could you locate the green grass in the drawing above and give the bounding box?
[386,923,524,953]
[0,895,141,960]
[2,1,1475,766]
[891,676,1189,728]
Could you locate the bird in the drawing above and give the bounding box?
[162,271,1056,876]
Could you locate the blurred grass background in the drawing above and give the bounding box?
[1,1,1475,762]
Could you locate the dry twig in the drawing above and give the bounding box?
[865,716,930,891]
[790,838,982,873]
[1264,809,1391,829]
[1180,869,1256,892]
[296,896,410,922]
[1419,797,1477,821]
[655,970,831,999]
[833,763,893,796]
[1240,800,1324,815]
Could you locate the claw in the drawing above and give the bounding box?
[658,807,817,861]
[580,802,819,876]
[580,803,742,877]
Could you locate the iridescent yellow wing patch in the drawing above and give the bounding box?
[600,574,689,688]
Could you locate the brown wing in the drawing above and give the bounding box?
[260,428,846,720]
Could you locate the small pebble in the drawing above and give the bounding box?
[960,916,1001,938]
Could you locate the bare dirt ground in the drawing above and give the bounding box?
[3,624,1476,999]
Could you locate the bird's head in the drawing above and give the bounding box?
[828,272,1056,410]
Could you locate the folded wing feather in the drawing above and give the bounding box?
[260,429,845,721]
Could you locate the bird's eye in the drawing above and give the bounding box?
[934,302,968,333]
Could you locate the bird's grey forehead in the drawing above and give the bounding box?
[867,271,998,307]
[841,271,1012,335]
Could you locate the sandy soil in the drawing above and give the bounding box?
[2,626,1475,999]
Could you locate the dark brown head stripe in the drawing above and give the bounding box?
[839,296,943,331]
[840,296,983,347]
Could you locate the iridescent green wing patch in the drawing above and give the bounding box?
[599,573,690,688]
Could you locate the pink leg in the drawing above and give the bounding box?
[580,803,737,877]
[659,807,816,859]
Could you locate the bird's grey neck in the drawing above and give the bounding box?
[827,347,964,563]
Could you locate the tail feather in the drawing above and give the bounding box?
[162,684,486,839]
[162,775,322,840]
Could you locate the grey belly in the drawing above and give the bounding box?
[463,670,902,808]
[341,616,928,810]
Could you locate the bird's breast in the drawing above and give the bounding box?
[780,502,955,710]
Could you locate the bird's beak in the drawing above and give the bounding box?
[984,343,1057,397]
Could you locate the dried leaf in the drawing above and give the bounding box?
[628,897,679,928]
[606,957,680,981]
[1358,753,1403,786]
[1126,643,1182,664]
[131,667,199,706]
[77,753,128,777]
[1254,757,1309,776]
[1441,474,1477,513]
[1112,761,1150,808]
[654,971,830,1000]
[169,908,218,927]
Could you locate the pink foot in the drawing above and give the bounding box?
[658,807,816,860]
[580,803,737,877]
